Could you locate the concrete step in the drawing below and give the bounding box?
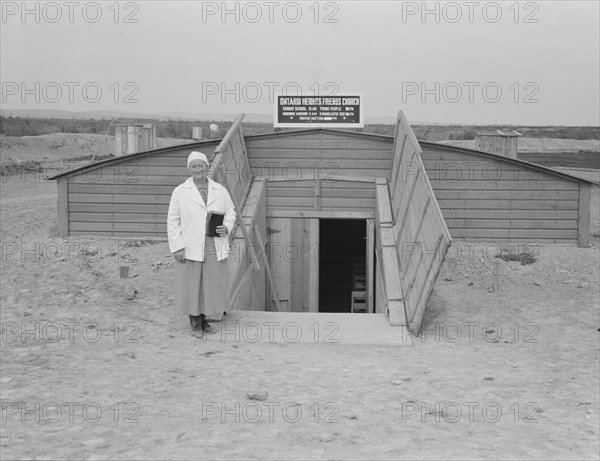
[202,311,412,346]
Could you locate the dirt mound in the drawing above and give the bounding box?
[0,133,192,164]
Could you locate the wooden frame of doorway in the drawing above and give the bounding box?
[265,213,376,314]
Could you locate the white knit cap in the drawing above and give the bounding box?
[187,151,209,168]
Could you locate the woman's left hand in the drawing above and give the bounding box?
[216,225,228,237]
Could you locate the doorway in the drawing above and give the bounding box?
[318,219,367,313]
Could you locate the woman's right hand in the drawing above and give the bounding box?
[173,249,186,263]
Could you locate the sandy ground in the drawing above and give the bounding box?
[1,171,599,459]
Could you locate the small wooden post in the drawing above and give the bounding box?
[493,260,503,291]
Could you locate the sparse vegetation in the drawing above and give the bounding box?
[495,248,538,265]
[1,116,599,141]
[447,129,477,140]
[0,116,112,136]
[122,239,163,248]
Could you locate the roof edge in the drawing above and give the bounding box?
[47,138,221,180]
[47,128,598,186]
[420,141,599,186]
[243,127,395,142]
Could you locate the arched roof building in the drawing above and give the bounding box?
[49,113,596,332]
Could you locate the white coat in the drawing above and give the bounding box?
[167,177,236,262]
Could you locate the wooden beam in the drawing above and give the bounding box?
[375,252,388,309]
[309,219,319,313]
[366,219,375,313]
[240,179,264,220]
[375,177,406,325]
[381,246,404,302]
[578,182,591,247]
[214,114,245,155]
[254,224,281,312]
[57,178,69,237]
[375,181,393,225]
[257,175,377,183]
[398,110,423,157]
[267,210,374,219]
[390,132,408,197]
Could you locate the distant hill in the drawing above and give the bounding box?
[1,108,412,125]
[1,112,598,142]
[0,108,274,123]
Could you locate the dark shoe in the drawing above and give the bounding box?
[200,314,216,334]
[189,315,202,331]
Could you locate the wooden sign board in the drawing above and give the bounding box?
[274,95,363,128]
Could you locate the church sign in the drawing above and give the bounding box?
[275,95,363,128]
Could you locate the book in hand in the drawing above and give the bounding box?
[207,212,225,237]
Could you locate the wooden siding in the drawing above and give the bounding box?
[420,144,583,244]
[245,131,386,216]
[228,179,267,312]
[65,144,218,237]
[245,131,392,179]
[266,217,317,312]
[375,178,406,323]
[264,180,376,215]
[56,127,591,247]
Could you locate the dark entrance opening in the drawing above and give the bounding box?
[319,219,366,313]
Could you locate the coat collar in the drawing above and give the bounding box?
[182,177,220,207]
[182,176,220,189]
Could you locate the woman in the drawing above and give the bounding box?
[167,151,236,335]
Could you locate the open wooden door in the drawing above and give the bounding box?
[389,111,452,333]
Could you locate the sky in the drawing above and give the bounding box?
[1,0,599,125]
